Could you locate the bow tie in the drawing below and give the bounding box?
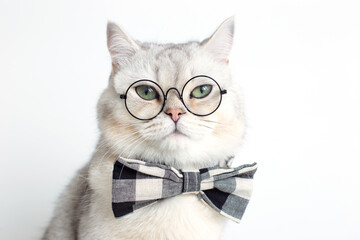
[112,157,257,223]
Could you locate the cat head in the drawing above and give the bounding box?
[97,17,245,169]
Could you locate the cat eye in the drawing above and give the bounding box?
[120,75,227,120]
[190,85,213,99]
[135,85,159,100]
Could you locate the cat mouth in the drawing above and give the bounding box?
[166,129,189,138]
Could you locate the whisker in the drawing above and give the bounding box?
[197,124,214,129]
[200,119,224,125]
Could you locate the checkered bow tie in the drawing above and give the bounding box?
[112,157,257,223]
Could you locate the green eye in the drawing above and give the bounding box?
[190,85,212,99]
[135,85,159,100]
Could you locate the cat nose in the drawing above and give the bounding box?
[165,108,184,122]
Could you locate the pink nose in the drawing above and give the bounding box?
[165,108,184,122]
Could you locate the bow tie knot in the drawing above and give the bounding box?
[182,171,201,193]
[112,157,257,223]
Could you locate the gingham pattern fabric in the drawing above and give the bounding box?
[112,157,257,223]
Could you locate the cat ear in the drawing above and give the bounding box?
[201,16,235,64]
[107,22,140,71]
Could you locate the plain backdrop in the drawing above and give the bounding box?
[1,0,359,239]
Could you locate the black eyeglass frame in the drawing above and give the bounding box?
[119,75,227,120]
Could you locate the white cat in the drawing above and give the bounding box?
[42,16,246,240]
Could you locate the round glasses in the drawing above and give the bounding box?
[119,75,227,120]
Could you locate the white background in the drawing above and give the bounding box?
[1,0,359,239]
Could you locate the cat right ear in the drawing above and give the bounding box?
[201,16,235,64]
[107,22,140,71]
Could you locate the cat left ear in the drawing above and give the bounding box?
[201,16,235,64]
[107,22,140,71]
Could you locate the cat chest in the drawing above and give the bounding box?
[81,194,226,240]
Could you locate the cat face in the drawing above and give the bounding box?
[97,17,245,169]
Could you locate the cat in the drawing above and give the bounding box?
[42,16,246,240]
